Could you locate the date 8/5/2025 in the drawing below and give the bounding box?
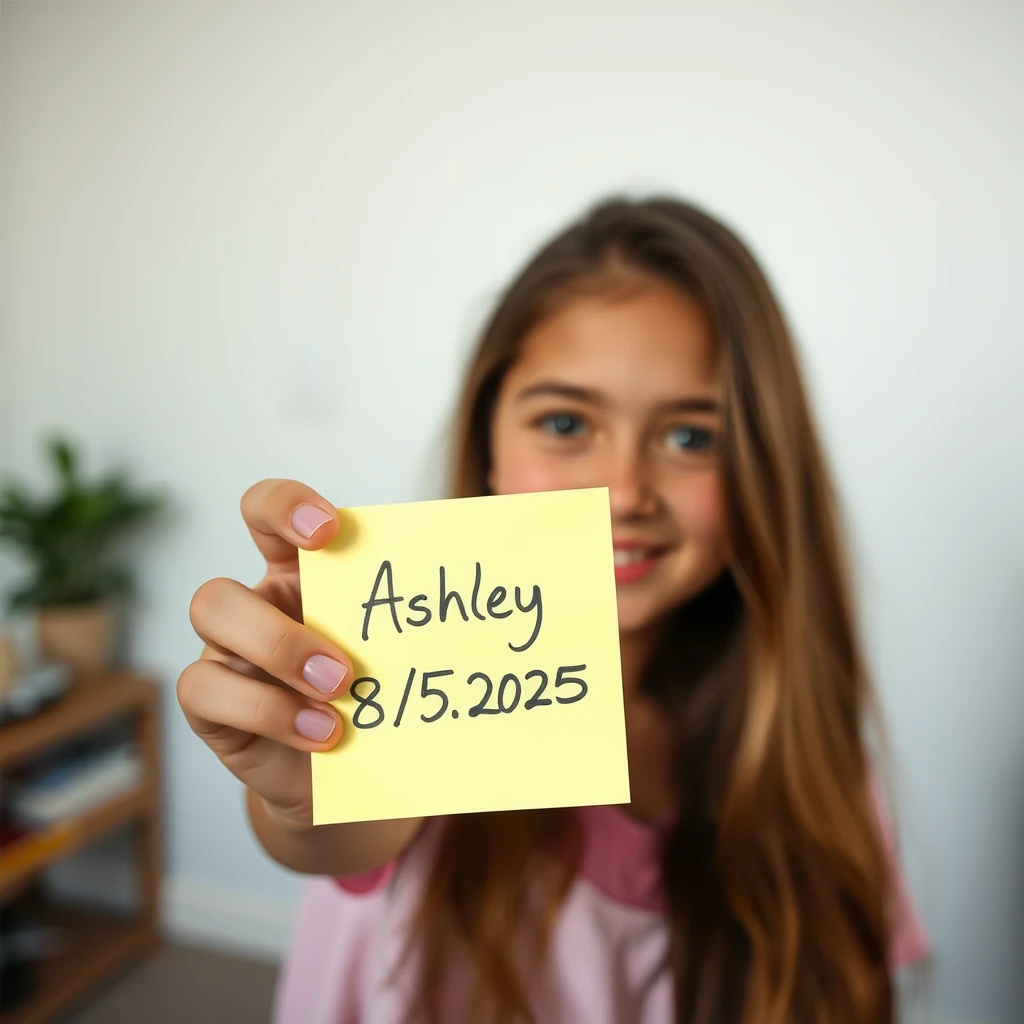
[347,663,589,730]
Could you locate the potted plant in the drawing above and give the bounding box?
[0,437,166,674]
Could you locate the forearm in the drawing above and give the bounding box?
[245,788,423,876]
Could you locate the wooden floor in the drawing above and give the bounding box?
[59,943,278,1024]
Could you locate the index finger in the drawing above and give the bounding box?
[240,479,339,571]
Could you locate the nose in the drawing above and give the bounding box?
[605,443,659,520]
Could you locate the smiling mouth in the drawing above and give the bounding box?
[612,546,667,584]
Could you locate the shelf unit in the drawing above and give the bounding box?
[0,673,161,1024]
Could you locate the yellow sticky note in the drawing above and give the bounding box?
[298,487,629,824]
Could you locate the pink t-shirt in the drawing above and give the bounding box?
[274,799,928,1023]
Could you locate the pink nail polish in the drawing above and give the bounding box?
[303,654,347,694]
[291,504,333,539]
[294,708,336,742]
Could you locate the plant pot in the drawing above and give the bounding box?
[35,602,116,674]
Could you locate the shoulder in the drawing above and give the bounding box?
[334,807,666,910]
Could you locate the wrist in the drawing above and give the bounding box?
[247,788,315,836]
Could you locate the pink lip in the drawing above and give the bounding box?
[612,546,666,585]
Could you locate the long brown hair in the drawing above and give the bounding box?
[408,196,894,1023]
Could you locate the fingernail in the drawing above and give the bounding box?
[291,504,333,539]
[303,654,348,694]
[294,708,337,742]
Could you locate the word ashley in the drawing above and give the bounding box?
[360,560,543,652]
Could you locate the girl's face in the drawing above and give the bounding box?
[489,280,728,636]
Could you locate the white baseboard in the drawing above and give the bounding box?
[162,875,297,962]
[45,839,296,958]
[37,840,296,962]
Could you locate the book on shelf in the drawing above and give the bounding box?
[6,742,144,826]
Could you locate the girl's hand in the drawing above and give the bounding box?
[178,479,351,833]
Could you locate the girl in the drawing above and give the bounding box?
[179,196,928,1023]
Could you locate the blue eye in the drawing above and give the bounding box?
[540,412,586,437]
[665,425,713,452]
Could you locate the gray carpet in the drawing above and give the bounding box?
[62,944,279,1024]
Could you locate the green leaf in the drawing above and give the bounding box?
[0,436,168,609]
[48,436,78,488]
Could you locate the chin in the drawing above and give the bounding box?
[614,574,723,636]
[614,595,673,637]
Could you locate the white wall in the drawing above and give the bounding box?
[2,1,1022,1019]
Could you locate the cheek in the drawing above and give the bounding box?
[668,471,727,546]
[491,448,567,495]
[490,428,581,496]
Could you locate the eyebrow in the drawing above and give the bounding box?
[514,381,720,415]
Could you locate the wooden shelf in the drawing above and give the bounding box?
[0,902,157,1024]
[0,673,156,770]
[0,672,162,1022]
[0,785,154,899]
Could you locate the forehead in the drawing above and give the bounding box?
[510,282,718,396]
